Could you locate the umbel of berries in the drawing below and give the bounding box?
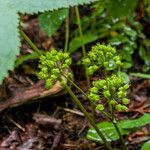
[83,43,122,75]
[37,49,72,89]
[88,75,129,112]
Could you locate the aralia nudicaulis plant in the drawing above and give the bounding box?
[37,44,130,150]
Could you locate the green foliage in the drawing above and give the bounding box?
[139,41,150,72]
[141,140,150,150]
[117,71,129,83]
[80,12,140,69]
[88,75,129,112]
[145,0,150,16]
[107,0,138,18]
[37,49,72,89]
[83,43,122,75]
[0,0,96,84]
[0,2,19,84]
[69,33,98,53]
[38,8,68,36]
[130,72,150,79]
[87,113,150,142]
[15,51,41,68]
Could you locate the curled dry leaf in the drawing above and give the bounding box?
[0,79,66,112]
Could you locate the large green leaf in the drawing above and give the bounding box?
[141,140,150,150]
[14,0,97,14]
[0,1,20,82]
[87,113,150,142]
[38,8,68,37]
[0,0,97,84]
[87,121,129,142]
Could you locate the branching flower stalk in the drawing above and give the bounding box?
[84,43,129,150]
[37,49,113,150]
[20,30,41,55]
[37,44,130,150]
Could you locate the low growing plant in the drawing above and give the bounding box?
[37,43,131,150]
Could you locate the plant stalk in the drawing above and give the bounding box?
[112,118,128,150]
[65,85,113,150]
[75,6,90,87]
[20,30,41,55]
[66,76,95,118]
[64,10,69,52]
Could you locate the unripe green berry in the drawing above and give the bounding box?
[67,72,73,78]
[123,84,129,90]
[117,91,124,98]
[116,60,122,66]
[87,67,94,75]
[110,100,117,105]
[46,79,53,89]
[121,106,128,111]
[38,72,48,79]
[103,85,108,90]
[122,98,129,105]
[63,53,69,58]
[62,64,68,69]
[51,74,57,80]
[96,104,104,111]
[60,80,67,86]
[65,59,72,65]
[106,52,113,57]
[115,104,122,111]
[119,87,123,91]
[90,87,99,94]
[47,60,54,66]
[103,90,111,98]
[52,68,60,76]
[50,49,57,55]
[83,58,91,66]
[99,80,106,86]
[104,62,109,67]
[88,93,100,101]
[115,56,120,61]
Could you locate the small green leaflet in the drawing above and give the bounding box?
[69,33,98,53]
[0,0,97,84]
[87,113,150,142]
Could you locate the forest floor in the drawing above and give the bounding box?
[0,16,150,150]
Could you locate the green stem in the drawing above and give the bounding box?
[108,104,127,150]
[112,119,128,150]
[64,10,69,52]
[65,85,113,150]
[66,76,95,117]
[75,6,90,87]
[75,6,86,57]
[20,30,41,55]
[66,76,88,98]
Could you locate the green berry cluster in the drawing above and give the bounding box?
[37,49,72,89]
[83,43,122,75]
[88,75,129,112]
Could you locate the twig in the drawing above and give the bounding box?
[7,116,25,132]
[60,107,84,117]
